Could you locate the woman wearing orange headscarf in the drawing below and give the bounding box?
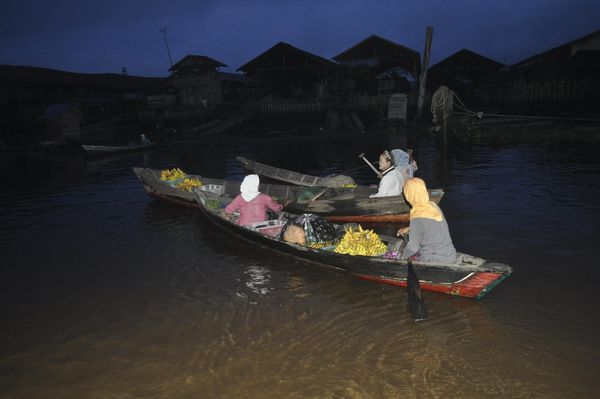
[398,177,456,263]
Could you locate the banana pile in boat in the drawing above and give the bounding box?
[160,168,203,191]
[334,225,387,256]
[177,177,203,191]
[160,168,186,181]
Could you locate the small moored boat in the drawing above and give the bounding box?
[82,142,156,156]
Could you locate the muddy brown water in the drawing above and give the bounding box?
[1,132,599,398]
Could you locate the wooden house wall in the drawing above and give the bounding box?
[465,31,600,114]
[474,76,596,113]
[46,109,81,143]
[246,69,330,100]
[221,80,257,102]
[173,71,223,106]
[471,50,600,113]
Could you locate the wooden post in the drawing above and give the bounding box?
[417,26,434,120]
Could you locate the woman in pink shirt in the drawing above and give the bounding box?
[223,174,283,226]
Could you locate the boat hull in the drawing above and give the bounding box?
[133,167,512,298]
[133,167,442,223]
[193,191,511,299]
[82,143,155,156]
[238,156,336,187]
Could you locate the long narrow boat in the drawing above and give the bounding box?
[133,167,444,223]
[134,176,512,298]
[237,156,446,222]
[134,167,322,208]
[82,142,156,156]
[237,156,356,187]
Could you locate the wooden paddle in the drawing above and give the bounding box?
[323,161,379,179]
[358,153,383,178]
[407,260,428,321]
[308,187,330,203]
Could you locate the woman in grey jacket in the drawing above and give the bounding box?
[398,177,457,263]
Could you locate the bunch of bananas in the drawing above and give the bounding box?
[160,168,186,181]
[334,225,387,256]
[309,241,336,250]
[177,177,203,191]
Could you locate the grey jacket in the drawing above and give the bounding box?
[402,214,457,263]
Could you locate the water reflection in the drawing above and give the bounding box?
[0,134,599,398]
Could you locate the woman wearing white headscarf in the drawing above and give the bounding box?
[224,174,283,226]
[369,150,404,198]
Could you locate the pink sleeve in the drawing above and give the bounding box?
[224,195,243,214]
[263,194,283,212]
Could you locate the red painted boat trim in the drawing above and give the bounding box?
[326,214,409,223]
[353,272,509,299]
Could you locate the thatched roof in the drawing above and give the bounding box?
[169,55,226,72]
[513,29,600,68]
[0,65,166,91]
[427,49,505,90]
[428,49,504,77]
[333,35,421,75]
[238,42,335,72]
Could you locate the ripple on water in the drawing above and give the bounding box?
[1,138,599,398]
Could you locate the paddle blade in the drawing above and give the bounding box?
[407,260,428,321]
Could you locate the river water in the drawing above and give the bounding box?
[1,131,599,398]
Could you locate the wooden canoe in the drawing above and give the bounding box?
[133,168,444,223]
[237,156,354,187]
[152,181,511,299]
[82,142,155,156]
[235,157,446,223]
[134,167,324,207]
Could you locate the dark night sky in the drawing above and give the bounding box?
[1,0,599,77]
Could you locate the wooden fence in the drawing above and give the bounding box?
[355,95,388,114]
[260,99,321,113]
[353,94,418,117]
[259,94,419,118]
[493,78,581,106]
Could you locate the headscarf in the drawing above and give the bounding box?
[391,149,414,180]
[390,149,409,168]
[240,174,260,202]
[403,177,442,221]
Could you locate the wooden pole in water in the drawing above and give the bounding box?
[417,26,434,121]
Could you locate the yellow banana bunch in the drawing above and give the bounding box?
[334,225,387,256]
[160,168,186,181]
[177,177,203,191]
[309,241,335,250]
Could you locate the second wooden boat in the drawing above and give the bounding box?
[133,167,444,223]
[237,156,356,187]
